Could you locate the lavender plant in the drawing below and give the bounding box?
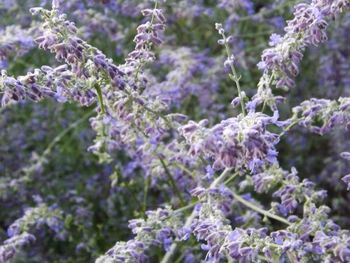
[1,0,350,262]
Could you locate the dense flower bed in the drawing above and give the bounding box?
[1,0,350,262]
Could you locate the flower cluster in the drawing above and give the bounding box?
[254,0,350,113]
[259,0,350,89]
[0,65,96,106]
[0,233,36,262]
[126,6,166,67]
[293,97,350,134]
[7,203,66,240]
[96,207,182,263]
[179,112,282,172]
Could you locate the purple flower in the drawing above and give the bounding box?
[0,233,36,262]
[268,33,283,46]
[257,0,350,91]
[340,152,350,160]
[179,112,281,172]
[342,174,350,190]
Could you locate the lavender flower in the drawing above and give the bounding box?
[179,112,282,172]
[125,6,166,68]
[254,0,350,110]
[341,174,350,190]
[6,204,66,240]
[259,0,350,88]
[0,66,96,107]
[293,97,350,135]
[96,207,183,262]
[0,233,36,262]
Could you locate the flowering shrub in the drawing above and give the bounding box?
[1,0,350,262]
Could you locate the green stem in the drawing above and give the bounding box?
[211,168,232,187]
[174,253,186,263]
[19,110,93,177]
[171,163,196,178]
[261,101,267,113]
[231,191,291,225]
[222,35,246,116]
[142,175,151,216]
[94,83,105,114]
[173,202,197,215]
[223,172,239,185]
[279,118,300,138]
[159,157,185,207]
[150,1,158,24]
[43,110,93,156]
